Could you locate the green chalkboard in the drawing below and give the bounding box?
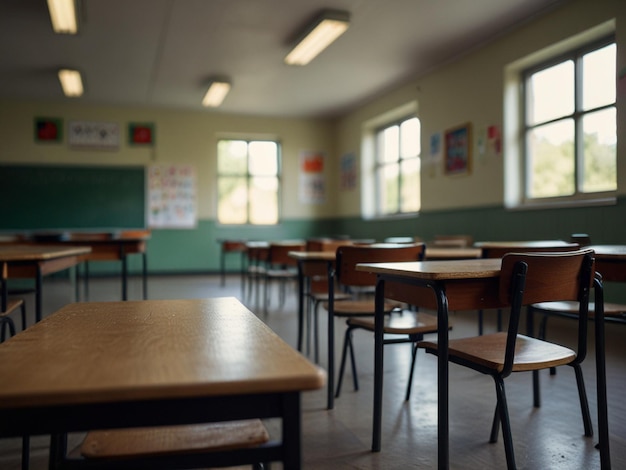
[0,165,145,230]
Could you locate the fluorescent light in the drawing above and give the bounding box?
[47,0,78,34]
[285,10,350,66]
[202,80,231,107]
[58,69,83,97]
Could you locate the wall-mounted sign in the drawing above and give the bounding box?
[68,120,120,150]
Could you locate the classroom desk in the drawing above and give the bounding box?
[357,258,610,469]
[287,245,474,355]
[62,231,150,301]
[0,297,325,470]
[216,239,248,288]
[0,244,91,323]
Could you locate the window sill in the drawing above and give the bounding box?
[507,196,616,211]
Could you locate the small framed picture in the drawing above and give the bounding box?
[128,123,155,146]
[444,123,472,175]
[34,117,63,143]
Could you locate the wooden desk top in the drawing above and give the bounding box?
[357,258,502,281]
[0,297,325,409]
[0,244,91,261]
[590,245,626,258]
[475,240,578,249]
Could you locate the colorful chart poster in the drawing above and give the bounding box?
[147,164,196,228]
[299,151,326,204]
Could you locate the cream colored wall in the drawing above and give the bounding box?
[335,0,626,215]
[0,100,337,220]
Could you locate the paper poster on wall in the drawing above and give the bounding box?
[299,151,326,204]
[147,164,197,228]
[340,152,357,191]
[68,121,120,149]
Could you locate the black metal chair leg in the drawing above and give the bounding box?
[404,341,419,401]
[494,377,516,470]
[489,403,500,443]
[572,364,593,437]
[335,326,353,398]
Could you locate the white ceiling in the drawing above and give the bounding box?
[0,0,568,118]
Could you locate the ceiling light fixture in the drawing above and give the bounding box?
[284,10,350,66]
[58,69,83,97]
[47,0,78,34]
[202,79,231,107]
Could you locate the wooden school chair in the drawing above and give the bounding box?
[324,243,439,410]
[477,240,580,334]
[0,262,26,341]
[528,235,626,406]
[418,249,597,470]
[262,241,305,315]
[302,238,354,362]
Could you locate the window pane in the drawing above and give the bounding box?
[582,43,616,111]
[217,140,247,174]
[400,118,420,158]
[249,141,278,176]
[400,158,420,212]
[527,120,575,198]
[527,61,574,125]
[379,125,399,163]
[377,163,399,214]
[218,177,247,224]
[581,107,617,193]
[249,176,278,224]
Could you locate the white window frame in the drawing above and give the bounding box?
[216,138,281,225]
[361,101,420,219]
[503,20,616,210]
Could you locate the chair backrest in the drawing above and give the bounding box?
[267,242,305,266]
[433,234,473,247]
[498,249,595,377]
[570,233,591,246]
[335,243,425,288]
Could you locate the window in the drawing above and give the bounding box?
[523,37,616,203]
[217,139,280,225]
[373,116,421,215]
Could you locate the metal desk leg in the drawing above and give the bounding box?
[282,392,302,470]
[372,278,385,452]
[35,267,42,323]
[142,252,148,299]
[435,284,450,469]
[297,261,304,352]
[594,277,611,469]
[327,265,335,410]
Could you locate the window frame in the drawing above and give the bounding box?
[216,138,282,226]
[372,115,421,217]
[521,34,616,206]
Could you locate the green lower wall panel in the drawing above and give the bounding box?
[86,198,626,279]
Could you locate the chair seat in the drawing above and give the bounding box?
[266,268,298,278]
[348,311,439,335]
[310,291,351,302]
[532,300,626,318]
[323,300,402,316]
[419,332,576,373]
[0,298,24,317]
[80,419,269,459]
